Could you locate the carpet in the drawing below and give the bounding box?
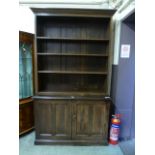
[20,131,124,155]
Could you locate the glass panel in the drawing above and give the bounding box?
[19,42,33,99]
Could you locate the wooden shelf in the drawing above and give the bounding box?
[37,36,109,42]
[37,91,107,96]
[38,70,108,75]
[37,53,108,57]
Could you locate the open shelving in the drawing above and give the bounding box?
[35,15,111,96]
[32,8,115,146]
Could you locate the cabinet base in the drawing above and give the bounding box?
[19,127,34,136]
[35,139,108,146]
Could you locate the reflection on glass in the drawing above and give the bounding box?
[19,42,33,99]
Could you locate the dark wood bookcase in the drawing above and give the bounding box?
[32,8,115,145]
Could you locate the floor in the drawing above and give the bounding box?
[119,139,135,155]
[19,131,124,155]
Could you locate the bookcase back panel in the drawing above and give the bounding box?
[37,17,110,40]
[37,40,61,53]
[37,40,109,55]
[34,10,114,96]
[38,56,108,72]
[38,74,107,93]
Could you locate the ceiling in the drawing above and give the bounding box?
[19,0,127,9]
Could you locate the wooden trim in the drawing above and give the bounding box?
[37,36,110,42]
[19,127,34,136]
[38,70,108,75]
[31,33,35,96]
[33,95,112,101]
[34,16,39,95]
[35,139,108,145]
[31,8,116,17]
[107,18,113,95]
[36,92,107,96]
[19,97,33,105]
[37,53,108,57]
[19,31,34,43]
[19,31,35,96]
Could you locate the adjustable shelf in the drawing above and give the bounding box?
[38,70,108,75]
[37,91,107,96]
[37,53,109,57]
[37,39,109,55]
[37,36,109,42]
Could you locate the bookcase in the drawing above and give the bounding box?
[32,8,115,145]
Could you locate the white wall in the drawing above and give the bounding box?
[19,1,135,64]
[19,6,35,33]
[18,1,109,33]
[112,0,135,64]
[19,1,110,33]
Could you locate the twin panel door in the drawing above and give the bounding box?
[34,100,110,142]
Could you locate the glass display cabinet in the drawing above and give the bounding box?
[19,31,34,135]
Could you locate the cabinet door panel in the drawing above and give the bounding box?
[19,101,34,134]
[72,101,109,141]
[55,103,71,135]
[34,100,71,140]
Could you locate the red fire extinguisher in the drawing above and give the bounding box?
[109,114,121,145]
